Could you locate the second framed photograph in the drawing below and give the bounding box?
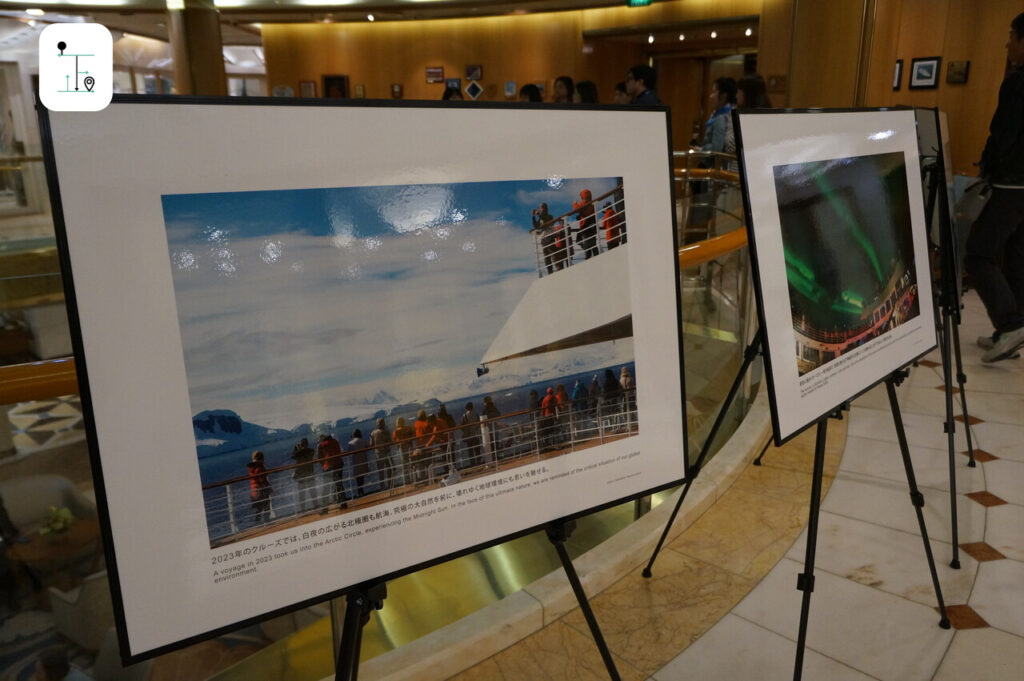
[734,108,936,443]
[909,57,941,89]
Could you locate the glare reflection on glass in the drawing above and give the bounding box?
[344,263,362,279]
[868,129,895,141]
[546,175,565,189]
[423,250,439,261]
[290,262,305,272]
[436,226,452,240]
[260,240,283,264]
[379,184,454,234]
[172,249,198,271]
[212,248,237,276]
[450,209,466,222]
[461,241,476,253]
[364,237,383,251]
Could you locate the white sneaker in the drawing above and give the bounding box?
[977,334,996,350]
[982,326,1024,363]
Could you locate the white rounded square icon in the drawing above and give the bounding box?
[39,23,113,112]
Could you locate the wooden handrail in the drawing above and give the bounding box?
[673,167,741,184]
[679,228,748,269]
[0,357,77,405]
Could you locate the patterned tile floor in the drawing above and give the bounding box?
[450,290,1024,681]
[4,394,85,457]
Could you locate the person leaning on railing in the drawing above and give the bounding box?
[392,417,415,486]
[290,438,317,514]
[246,451,272,524]
[316,433,346,511]
[460,402,483,468]
[573,189,599,259]
[370,418,393,491]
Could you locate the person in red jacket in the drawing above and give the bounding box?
[573,189,599,259]
[540,387,558,450]
[246,450,272,524]
[316,433,345,510]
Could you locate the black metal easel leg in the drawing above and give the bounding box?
[334,582,386,681]
[792,418,828,681]
[753,439,772,466]
[642,331,762,578]
[885,373,952,629]
[547,521,621,681]
[938,309,962,569]
[949,320,977,467]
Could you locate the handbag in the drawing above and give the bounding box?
[954,179,993,224]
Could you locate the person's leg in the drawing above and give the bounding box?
[965,189,1024,333]
[1001,209,1024,315]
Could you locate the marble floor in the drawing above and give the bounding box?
[450,290,1024,681]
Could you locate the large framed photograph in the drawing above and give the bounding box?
[734,108,936,443]
[41,98,687,661]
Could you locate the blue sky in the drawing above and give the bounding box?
[162,176,630,430]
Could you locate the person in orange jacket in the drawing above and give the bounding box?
[601,201,621,249]
[574,189,599,259]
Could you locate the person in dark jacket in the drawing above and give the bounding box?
[966,11,1024,363]
[290,438,316,514]
[459,402,482,468]
[574,189,599,259]
[626,64,663,106]
[246,451,272,524]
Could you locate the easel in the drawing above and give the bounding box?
[791,368,950,680]
[333,520,623,681]
[921,115,978,568]
[643,328,762,577]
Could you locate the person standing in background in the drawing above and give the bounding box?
[966,12,1024,362]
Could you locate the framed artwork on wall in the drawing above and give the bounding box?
[426,66,444,84]
[946,61,970,85]
[893,59,903,91]
[909,57,941,89]
[322,74,349,98]
[298,81,316,98]
[465,64,482,81]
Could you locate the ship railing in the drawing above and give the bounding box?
[200,389,638,543]
[530,185,626,278]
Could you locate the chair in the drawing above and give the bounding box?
[0,474,97,535]
[90,627,152,681]
[49,569,114,651]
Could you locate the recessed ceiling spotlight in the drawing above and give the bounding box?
[678,33,685,41]
[25,8,45,15]
[745,27,753,36]
[367,13,374,21]
[710,30,717,39]
[647,33,654,44]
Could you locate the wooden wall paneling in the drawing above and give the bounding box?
[788,0,868,108]
[756,0,794,107]
[657,56,706,150]
[861,0,902,108]
[890,0,949,109]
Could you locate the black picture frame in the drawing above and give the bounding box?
[893,59,903,91]
[38,95,689,663]
[909,57,941,89]
[733,108,937,445]
[946,60,970,85]
[321,74,349,98]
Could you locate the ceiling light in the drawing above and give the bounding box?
[678,33,684,41]
[647,33,654,44]
[25,8,45,15]
[745,27,753,36]
[710,30,717,39]
[367,13,374,21]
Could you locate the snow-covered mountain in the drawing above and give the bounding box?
[193,410,294,458]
